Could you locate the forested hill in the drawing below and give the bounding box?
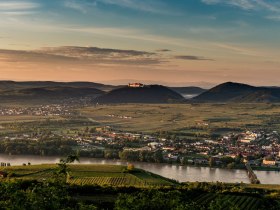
[94,85,185,104]
[193,82,280,103]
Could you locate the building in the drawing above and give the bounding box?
[262,158,276,166]
[128,83,144,88]
[239,131,258,143]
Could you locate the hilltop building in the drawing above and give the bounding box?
[128,83,144,88]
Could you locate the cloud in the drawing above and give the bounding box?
[67,26,200,49]
[213,43,260,56]
[1,11,37,16]
[202,0,280,22]
[156,49,171,52]
[201,0,280,12]
[64,0,97,13]
[95,0,178,15]
[0,1,40,11]
[0,46,162,66]
[174,55,214,61]
[0,1,40,16]
[266,15,280,21]
[38,46,156,57]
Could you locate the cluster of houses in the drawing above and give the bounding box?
[2,119,280,168]
[106,114,133,119]
[222,131,280,167]
[77,127,280,167]
[0,104,73,116]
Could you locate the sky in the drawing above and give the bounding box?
[0,0,280,87]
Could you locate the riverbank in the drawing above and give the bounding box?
[0,154,279,184]
[1,153,280,172]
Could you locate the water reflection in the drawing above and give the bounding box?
[1,154,279,184]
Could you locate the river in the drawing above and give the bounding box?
[0,154,279,184]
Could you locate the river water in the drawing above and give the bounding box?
[0,154,279,184]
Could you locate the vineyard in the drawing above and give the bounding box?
[68,176,144,186]
[0,164,175,187]
[192,193,262,210]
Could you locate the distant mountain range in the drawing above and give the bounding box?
[193,82,280,103]
[0,80,116,92]
[0,80,279,104]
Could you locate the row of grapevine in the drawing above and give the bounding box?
[68,176,146,187]
[193,194,262,210]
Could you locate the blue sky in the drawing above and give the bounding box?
[0,0,279,86]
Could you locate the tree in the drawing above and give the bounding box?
[127,163,135,171]
[56,154,79,182]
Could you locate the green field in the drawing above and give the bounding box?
[81,103,280,136]
[0,164,175,187]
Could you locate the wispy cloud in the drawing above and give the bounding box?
[95,0,178,15]
[202,0,280,22]
[266,15,280,21]
[66,26,206,50]
[0,1,39,10]
[201,0,280,12]
[38,46,156,57]
[0,46,214,67]
[156,49,172,52]
[64,0,97,14]
[0,46,162,66]
[213,43,260,56]
[201,0,254,10]
[174,55,214,61]
[0,1,40,16]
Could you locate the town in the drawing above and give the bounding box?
[1,121,280,171]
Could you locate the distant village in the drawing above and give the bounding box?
[0,105,73,116]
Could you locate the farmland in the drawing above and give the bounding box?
[81,103,280,137]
